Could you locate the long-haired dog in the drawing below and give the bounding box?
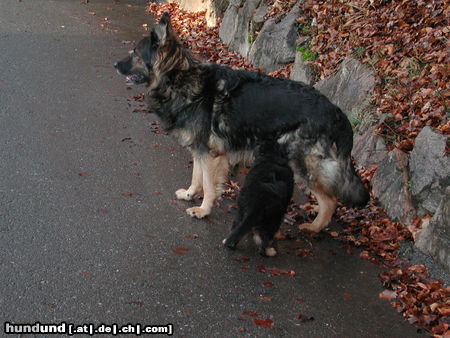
[223,140,294,256]
[114,13,369,232]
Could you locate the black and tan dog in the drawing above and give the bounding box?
[223,140,294,256]
[114,13,369,232]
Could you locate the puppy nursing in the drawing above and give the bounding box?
[223,141,294,256]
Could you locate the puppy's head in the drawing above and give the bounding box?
[256,140,289,164]
[113,12,173,85]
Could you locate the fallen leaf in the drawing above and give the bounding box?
[79,272,95,278]
[263,281,274,288]
[239,168,250,174]
[260,296,272,301]
[253,318,274,328]
[343,292,352,301]
[171,248,189,255]
[379,290,397,301]
[233,257,250,263]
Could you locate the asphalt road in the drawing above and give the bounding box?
[0,0,421,337]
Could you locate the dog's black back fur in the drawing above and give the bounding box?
[148,61,367,206]
[223,141,294,256]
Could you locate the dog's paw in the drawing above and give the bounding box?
[298,223,322,233]
[186,207,209,219]
[175,189,193,201]
[222,238,236,249]
[265,247,277,257]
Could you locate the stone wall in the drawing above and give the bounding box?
[219,0,301,71]
[171,0,228,27]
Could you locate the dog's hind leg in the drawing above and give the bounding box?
[296,145,338,232]
[186,154,222,218]
[176,155,203,200]
[299,186,337,232]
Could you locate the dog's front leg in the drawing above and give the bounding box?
[186,154,218,219]
[176,155,203,200]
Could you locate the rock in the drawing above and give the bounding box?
[352,124,388,168]
[290,49,316,85]
[415,188,450,272]
[248,2,301,72]
[176,0,228,27]
[409,126,450,216]
[252,0,270,24]
[372,149,416,225]
[315,57,375,114]
[205,0,228,27]
[177,0,205,12]
[219,0,262,57]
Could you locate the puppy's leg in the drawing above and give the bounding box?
[223,214,252,249]
[299,187,337,232]
[186,154,219,218]
[176,155,203,200]
[254,233,277,257]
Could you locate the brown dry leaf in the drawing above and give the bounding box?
[263,281,274,288]
[171,247,189,255]
[253,318,274,328]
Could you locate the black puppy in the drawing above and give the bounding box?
[223,141,294,256]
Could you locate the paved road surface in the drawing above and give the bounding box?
[0,0,421,336]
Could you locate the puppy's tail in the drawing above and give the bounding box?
[333,110,370,207]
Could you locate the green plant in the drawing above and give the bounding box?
[353,46,366,59]
[348,109,364,129]
[248,31,256,44]
[405,57,427,78]
[298,21,313,35]
[248,20,263,45]
[296,45,318,62]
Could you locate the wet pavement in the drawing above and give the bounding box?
[0,0,427,336]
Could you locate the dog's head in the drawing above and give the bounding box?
[113,12,174,85]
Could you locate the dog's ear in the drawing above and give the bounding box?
[159,12,171,26]
[154,12,172,45]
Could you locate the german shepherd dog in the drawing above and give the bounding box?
[114,13,369,232]
[223,140,294,256]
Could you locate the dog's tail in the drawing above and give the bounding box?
[332,109,370,207]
